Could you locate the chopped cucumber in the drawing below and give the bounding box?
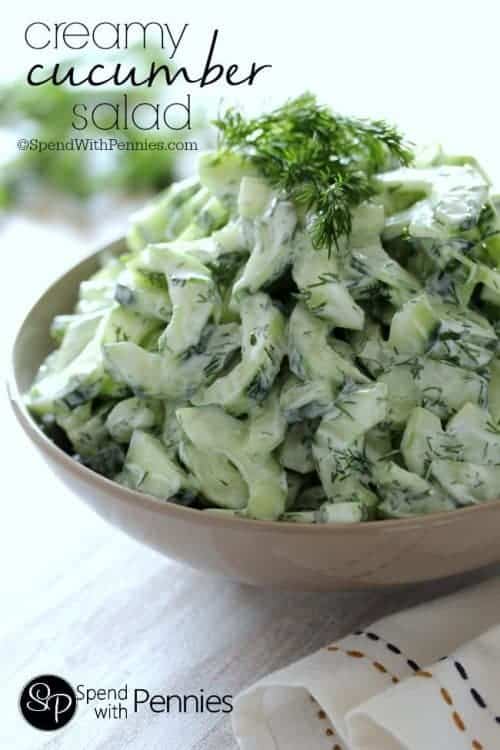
[232,199,297,297]
[131,244,220,355]
[106,397,163,443]
[115,269,172,322]
[198,151,258,207]
[313,382,387,499]
[104,323,240,401]
[317,501,369,523]
[193,293,286,415]
[27,104,500,523]
[279,421,316,474]
[177,406,287,520]
[292,233,364,329]
[179,439,248,510]
[127,177,200,251]
[374,462,455,518]
[27,306,157,415]
[288,304,369,385]
[117,429,196,502]
[279,375,336,423]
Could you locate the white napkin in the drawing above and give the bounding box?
[233,578,500,750]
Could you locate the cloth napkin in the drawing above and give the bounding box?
[232,578,500,750]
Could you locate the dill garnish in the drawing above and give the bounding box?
[214,92,413,251]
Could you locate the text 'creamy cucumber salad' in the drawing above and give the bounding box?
[26,94,500,523]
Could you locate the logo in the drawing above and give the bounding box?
[20,675,77,731]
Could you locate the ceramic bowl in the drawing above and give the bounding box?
[8,239,500,590]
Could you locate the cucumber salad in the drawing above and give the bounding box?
[26,94,500,523]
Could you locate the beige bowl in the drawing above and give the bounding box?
[8,239,500,590]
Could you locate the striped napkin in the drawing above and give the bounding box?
[233,578,500,750]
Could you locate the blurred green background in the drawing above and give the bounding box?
[0,46,208,211]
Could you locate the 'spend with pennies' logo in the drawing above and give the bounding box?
[20,675,77,731]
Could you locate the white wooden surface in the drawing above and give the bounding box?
[1,211,499,750]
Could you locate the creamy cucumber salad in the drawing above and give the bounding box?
[26,95,500,522]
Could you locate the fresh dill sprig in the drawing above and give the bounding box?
[214,93,413,251]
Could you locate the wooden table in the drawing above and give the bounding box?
[2,212,498,750]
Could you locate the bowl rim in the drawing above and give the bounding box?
[8,238,500,535]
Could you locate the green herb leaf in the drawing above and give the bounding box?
[214,92,413,252]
